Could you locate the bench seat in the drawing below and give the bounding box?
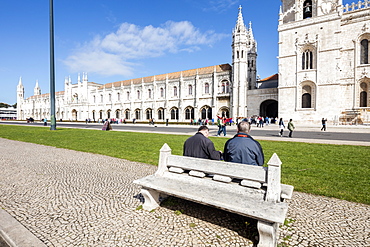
[135,172,289,224]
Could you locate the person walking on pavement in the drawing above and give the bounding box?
[278,118,285,137]
[288,119,295,138]
[321,118,327,131]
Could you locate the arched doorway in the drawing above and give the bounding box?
[72,109,78,121]
[218,107,230,118]
[260,100,278,118]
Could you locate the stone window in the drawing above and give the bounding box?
[126,91,130,100]
[109,94,112,101]
[135,109,140,120]
[117,93,120,101]
[302,49,313,70]
[360,82,368,107]
[170,108,179,120]
[173,86,178,97]
[160,88,164,98]
[302,85,312,108]
[115,110,120,119]
[146,109,153,120]
[125,110,130,119]
[137,90,141,99]
[201,106,212,119]
[360,39,369,64]
[185,107,194,120]
[205,83,210,94]
[157,108,164,120]
[188,85,193,95]
[148,89,152,99]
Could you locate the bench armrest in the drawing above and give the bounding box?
[281,184,294,200]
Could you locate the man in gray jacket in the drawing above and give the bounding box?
[223,121,264,166]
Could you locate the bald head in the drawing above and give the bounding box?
[237,121,251,134]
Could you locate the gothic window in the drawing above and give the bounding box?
[241,50,244,58]
[201,108,207,119]
[360,39,369,64]
[117,93,120,101]
[148,89,152,99]
[157,108,164,120]
[205,83,210,94]
[125,110,130,119]
[100,95,103,103]
[146,109,153,120]
[135,109,140,120]
[360,82,368,107]
[115,110,120,119]
[302,85,312,108]
[109,94,112,101]
[107,110,111,119]
[99,110,103,119]
[303,0,312,19]
[93,95,96,103]
[171,108,179,120]
[137,90,141,99]
[188,85,193,95]
[173,86,178,97]
[221,83,226,93]
[160,88,164,98]
[185,107,194,120]
[302,49,313,70]
[127,91,130,100]
[237,51,239,59]
[226,82,230,93]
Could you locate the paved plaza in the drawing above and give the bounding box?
[0,137,369,246]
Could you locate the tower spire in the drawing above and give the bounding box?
[235,5,246,33]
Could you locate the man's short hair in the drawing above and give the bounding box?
[237,121,251,133]
[198,125,209,132]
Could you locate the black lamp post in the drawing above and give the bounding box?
[49,0,56,130]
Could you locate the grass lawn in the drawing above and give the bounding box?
[0,125,368,205]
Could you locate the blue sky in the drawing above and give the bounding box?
[0,0,354,105]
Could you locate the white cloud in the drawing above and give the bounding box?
[63,21,227,77]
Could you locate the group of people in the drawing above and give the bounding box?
[183,120,264,166]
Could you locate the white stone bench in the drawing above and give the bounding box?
[134,143,294,247]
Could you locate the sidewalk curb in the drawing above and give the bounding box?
[0,209,46,247]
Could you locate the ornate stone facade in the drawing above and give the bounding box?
[279,0,370,124]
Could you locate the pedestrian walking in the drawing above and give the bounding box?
[288,119,295,138]
[278,118,285,137]
[321,118,327,131]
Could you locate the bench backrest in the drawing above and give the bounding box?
[155,143,283,203]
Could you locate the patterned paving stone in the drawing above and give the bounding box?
[0,138,369,246]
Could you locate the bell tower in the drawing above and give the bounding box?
[231,5,257,118]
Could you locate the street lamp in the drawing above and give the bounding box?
[49,0,56,130]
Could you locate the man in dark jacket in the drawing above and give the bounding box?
[223,121,264,166]
[183,126,222,160]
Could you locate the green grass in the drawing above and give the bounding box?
[0,125,369,205]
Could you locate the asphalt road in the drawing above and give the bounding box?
[1,121,370,144]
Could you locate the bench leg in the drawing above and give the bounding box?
[140,189,160,211]
[257,221,278,247]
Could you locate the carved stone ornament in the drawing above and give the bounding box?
[319,0,336,15]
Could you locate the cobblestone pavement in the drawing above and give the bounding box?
[0,138,369,247]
